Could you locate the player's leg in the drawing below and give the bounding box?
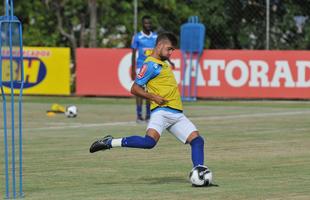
[89,111,166,153]
[136,96,143,123]
[89,129,160,153]
[187,131,204,167]
[117,110,165,149]
[167,114,205,167]
[135,67,144,123]
[145,99,151,121]
[114,129,159,148]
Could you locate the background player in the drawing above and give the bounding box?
[90,32,206,170]
[131,15,157,123]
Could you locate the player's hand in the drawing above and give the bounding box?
[152,95,168,105]
[131,67,136,81]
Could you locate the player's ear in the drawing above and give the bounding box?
[157,41,165,49]
[155,42,160,50]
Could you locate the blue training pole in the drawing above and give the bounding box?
[0,13,11,199]
[9,14,17,200]
[188,52,193,100]
[1,0,24,198]
[1,87,10,198]
[193,53,201,100]
[181,52,187,100]
[18,11,24,198]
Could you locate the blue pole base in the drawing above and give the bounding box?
[182,96,197,102]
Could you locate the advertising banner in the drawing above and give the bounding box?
[76,48,131,96]
[1,47,71,95]
[76,48,310,99]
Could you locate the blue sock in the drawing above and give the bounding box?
[190,136,204,167]
[146,103,151,118]
[137,105,142,118]
[122,135,156,149]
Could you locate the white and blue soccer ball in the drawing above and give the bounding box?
[65,105,78,118]
[189,165,213,186]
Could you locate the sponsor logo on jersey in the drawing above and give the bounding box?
[137,64,147,78]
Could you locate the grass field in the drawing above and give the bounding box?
[1,97,310,200]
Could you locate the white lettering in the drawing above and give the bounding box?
[271,61,295,87]
[296,61,310,87]
[225,60,248,87]
[203,60,225,86]
[248,60,270,87]
[183,60,206,86]
[118,53,310,92]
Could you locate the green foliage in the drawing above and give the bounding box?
[3,0,310,50]
[12,1,60,46]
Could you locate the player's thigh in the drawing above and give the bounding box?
[147,110,170,136]
[168,114,198,144]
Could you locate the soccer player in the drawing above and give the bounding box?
[131,15,157,123]
[90,32,206,169]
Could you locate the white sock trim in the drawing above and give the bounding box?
[111,138,122,147]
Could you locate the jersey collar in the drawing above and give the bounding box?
[146,56,167,66]
[141,31,153,38]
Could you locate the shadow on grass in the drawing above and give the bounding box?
[95,175,220,187]
[95,176,186,185]
[145,176,187,184]
[191,183,220,188]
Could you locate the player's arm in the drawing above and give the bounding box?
[131,48,137,80]
[131,63,167,105]
[131,83,167,105]
[131,34,139,81]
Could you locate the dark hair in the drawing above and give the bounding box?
[155,32,178,47]
[142,15,151,22]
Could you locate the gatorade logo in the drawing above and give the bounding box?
[2,57,47,88]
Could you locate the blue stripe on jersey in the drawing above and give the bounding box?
[151,106,183,114]
[135,62,161,86]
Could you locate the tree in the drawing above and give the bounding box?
[10,0,310,50]
[6,0,310,94]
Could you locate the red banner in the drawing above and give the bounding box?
[76,49,310,99]
[76,48,131,96]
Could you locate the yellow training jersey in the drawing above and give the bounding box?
[135,56,183,112]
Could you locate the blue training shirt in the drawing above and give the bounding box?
[131,31,157,69]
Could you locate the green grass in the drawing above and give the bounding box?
[1,97,310,199]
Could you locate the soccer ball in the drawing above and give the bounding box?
[189,165,213,187]
[65,105,78,118]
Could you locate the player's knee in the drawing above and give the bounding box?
[144,135,157,149]
[190,135,204,147]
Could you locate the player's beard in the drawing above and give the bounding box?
[159,48,169,61]
[159,54,168,61]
